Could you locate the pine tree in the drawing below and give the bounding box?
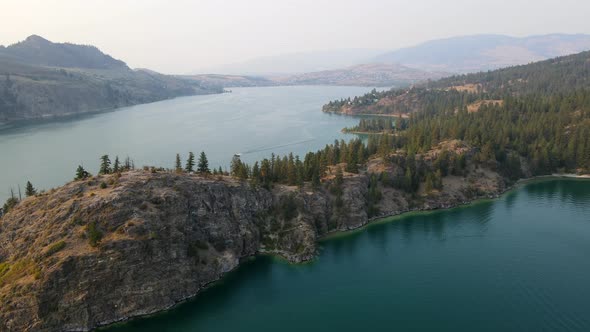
[251,161,260,185]
[185,152,195,172]
[75,165,90,180]
[175,153,182,173]
[312,172,321,189]
[197,151,210,174]
[2,196,19,214]
[124,156,132,171]
[113,156,120,173]
[25,181,36,197]
[99,155,111,174]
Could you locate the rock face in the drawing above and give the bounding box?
[0,171,369,331]
[0,35,222,124]
[0,161,504,331]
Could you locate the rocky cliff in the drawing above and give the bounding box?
[0,158,505,331]
[0,36,222,124]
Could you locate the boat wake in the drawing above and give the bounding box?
[241,138,316,155]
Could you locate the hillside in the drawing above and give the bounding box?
[0,35,128,70]
[184,63,446,88]
[271,63,447,87]
[0,36,221,124]
[192,48,385,75]
[323,51,590,175]
[0,141,508,331]
[374,34,590,73]
[324,50,590,116]
[181,74,277,88]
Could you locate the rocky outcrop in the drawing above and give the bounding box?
[0,162,503,331]
[0,171,369,331]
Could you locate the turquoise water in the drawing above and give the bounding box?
[105,179,590,332]
[0,86,373,201]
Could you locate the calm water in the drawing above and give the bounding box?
[0,86,373,201]
[105,179,590,332]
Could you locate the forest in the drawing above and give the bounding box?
[3,51,590,218]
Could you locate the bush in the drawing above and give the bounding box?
[100,182,107,189]
[0,262,9,278]
[45,240,66,257]
[87,222,103,247]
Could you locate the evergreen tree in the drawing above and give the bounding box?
[25,181,36,197]
[99,155,111,174]
[175,153,182,173]
[123,156,132,171]
[197,151,210,174]
[251,161,260,185]
[185,152,195,172]
[113,156,120,173]
[312,172,321,189]
[2,196,18,214]
[75,165,90,180]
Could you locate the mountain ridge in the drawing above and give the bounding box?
[373,33,590,73]
[0,35,221,124]
[0,35,128,70]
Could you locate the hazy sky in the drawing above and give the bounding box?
[2,0,590,74]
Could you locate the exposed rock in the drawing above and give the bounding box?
[0,161,504,331]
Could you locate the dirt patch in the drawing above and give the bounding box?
[446,83,482,93]
[467,99,504,113]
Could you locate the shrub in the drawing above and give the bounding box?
[100,182,107,189]
[87,222,103,247]
[45,240,66,257]
[0,262,9,278]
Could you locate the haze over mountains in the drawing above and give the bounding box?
[0,35,220,124]
[374,34,590,73]
[192,49,386,75]
[188,34,590,88]
[2,33,590,124]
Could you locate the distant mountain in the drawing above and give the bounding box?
[0,35,128,70]
[272,63,448,87]
[181,74,277,88]
[374,34,590,73]
[0,35,221,124]
[194,49,385,75]
[184,63,447,88]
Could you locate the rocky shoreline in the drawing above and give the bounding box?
[2,164,587,331]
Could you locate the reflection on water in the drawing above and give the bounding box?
[106,179,590,332]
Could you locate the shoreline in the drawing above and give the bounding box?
[96,174,589,331]
[323,110,409,118]
[319,173,590,241]
[341,129,396,136]
[0,90,221,131]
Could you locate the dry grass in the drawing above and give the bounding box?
[467,100,504,113]
[446,83,482,93]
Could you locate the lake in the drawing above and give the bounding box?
[105,178,590,332]
[0,86,374,202]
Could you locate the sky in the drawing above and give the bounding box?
[1,0,590,74]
